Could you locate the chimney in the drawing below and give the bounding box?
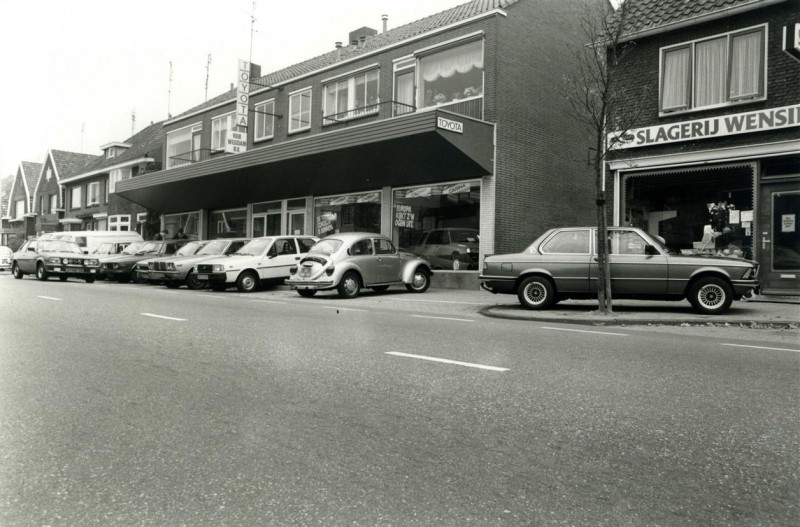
[348,27,377,48]
[359,35,366,48]
[335,41,343,60]
[382,14,388,33]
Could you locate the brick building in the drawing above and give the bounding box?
[59,121,164,237]
[607,0,800,296]
[116,0,603,285]
[1,161,42,250]
[32,150,101,235]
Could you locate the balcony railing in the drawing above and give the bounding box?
[169,148,225,168]
[322,100,416,128]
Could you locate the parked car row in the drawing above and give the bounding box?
[8,233,435,299]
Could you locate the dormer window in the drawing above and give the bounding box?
[106,148,116,159]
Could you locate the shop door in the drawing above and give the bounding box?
[252,213,281,237]
[288,211,305,235]
[758,179,800,295]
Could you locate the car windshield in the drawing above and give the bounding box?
[309,239,344,255]
[137,242,163,255]
[120,242,145,255]
[198,240,231,255]
[235,238,269,256]
[93,242,116,254]
[175,241,203,256]
[450,229,479,243]
[39,240,82,254]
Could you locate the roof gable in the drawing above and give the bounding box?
[67,121,165,181]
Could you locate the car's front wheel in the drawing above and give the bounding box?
[85,276,95,284]
[688,276,733,315]
[517,276,555,310]
[36,263,48,281]
[236,271,259,293]
[186,274,205,290]
[405,268,431,293]
[297,289,316,298]
[59,276,68,282]
[337,271,361,299]
[12,263,23,279]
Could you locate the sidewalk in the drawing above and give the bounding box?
[477,293,800,328]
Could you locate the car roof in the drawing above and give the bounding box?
[322,232,387,242]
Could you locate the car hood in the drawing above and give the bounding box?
[170,253,229,266]
[36,251,94,259]
[200,254,257,268]
[103,254,156,264]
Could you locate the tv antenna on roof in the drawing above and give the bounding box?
[131,110,136,136]
[167,61,173,119]
[249,0,257,65]
[205,54,212,101]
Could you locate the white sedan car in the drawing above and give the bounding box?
[193,236,318,292]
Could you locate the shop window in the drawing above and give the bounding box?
[323,69,379,123]
[211,112,236,150]
[624,168,753,259]
[254,99,275,141]
[164,212,199,239]
[418,39,483,109]
[660,25,765,114]
[289,88,312,133]
[210,208,247,238]
[314,191,381,237]
[392,181,480,271]
[772,192,800,271]
[70,187,82,210]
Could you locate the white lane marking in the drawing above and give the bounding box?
[391,298,487,305]
[140,313,186,322]
[251,299,287,305]
[721,343,800,353]
[321,306,367,312]
[37,296,62,301]
[198,294,226,299]
[386,352,508,372]
[540,326,629,336]
[412,315,474,322]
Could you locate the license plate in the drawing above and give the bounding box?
[300,269,311,277]
[66,267,82,273]
[197,274,208,280]
[151,273,164,279]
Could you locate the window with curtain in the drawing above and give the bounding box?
[211,113,235,150]
[323,69,379,122]
[289,89,312,133]
[108,168,132,193]
[87,182,100,205]
[166,124,201,168]
[660,25,765,113]
[254,99,275,140]
[418,39,483,109]
[70,187,81,210]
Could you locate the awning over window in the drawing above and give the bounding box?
[116,109,494,213]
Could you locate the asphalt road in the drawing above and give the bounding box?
[1,274,798,526]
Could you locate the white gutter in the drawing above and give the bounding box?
[60,157,154,184]
[619,0,787,43]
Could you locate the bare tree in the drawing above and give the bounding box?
[563,0,646,315]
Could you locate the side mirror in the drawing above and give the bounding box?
[645,244,659,256]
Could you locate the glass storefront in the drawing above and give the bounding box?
[209,208,247,239]
[392,181,481,270]
[314,191,381,237]
[164,212,199,240]
[623,167,754,259]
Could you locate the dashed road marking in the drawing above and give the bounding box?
[386,352,508,372]
[412,315,474,322]
[540,326,629,336]
[37,296,62,301]
[140,313,186,321]
[391,298,488,305]
[721,343,800,353]
[250,299,287,304]
[321,306,367,312]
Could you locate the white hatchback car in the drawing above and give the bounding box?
[193,236,318,292]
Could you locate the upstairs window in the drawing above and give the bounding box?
[70,187,82,210]
[394,57,416,116]
[87,182,101,206]
[323,69,379,123]
[254,99,275,141]
[166,123,202,168]
[15,199,25,218]
[50,193,58,211]
[289,88,312,133]
[211,112,236,150]
[660,25,766,114]
[418,39,483,109]
[109,168,132,193]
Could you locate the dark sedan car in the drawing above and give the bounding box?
[12,239,100,283]
[479,227,759,315]
[102,240,187,283]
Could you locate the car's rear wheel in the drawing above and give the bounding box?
[36,263,48,281]
[337,271,361,299]
[85,276,95,284]
[164,280,181,289]
[236,271,259,293]
[12,263,23,279]
[186,274,205,290]
[688,276,733,315]
[297,289,316,298]
[517,276,555,310]
[405,268,431,293]
[59,276,68,282]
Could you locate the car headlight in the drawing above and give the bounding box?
[742,267,756,280]
[47,257,61,264]
[85,259,99,266]
[148,262,155,270]
[212,264,225,273]
[167,263,176,271]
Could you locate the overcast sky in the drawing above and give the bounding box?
[0,0,472,178]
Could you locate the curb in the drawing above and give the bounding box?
[479,305,799,329]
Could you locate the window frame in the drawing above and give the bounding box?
[288,87,312,134]
[322,67,380,124]
[254,99,276,142]
[166,122,203,169]
[416,36,485,111]
[108,214,131,232]
[658,23,768,116]
[70,186,82,210]
[211,112,236,151]
[50,193,58,212]
[87,181,100,206]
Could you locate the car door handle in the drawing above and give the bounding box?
[295,256,300,260]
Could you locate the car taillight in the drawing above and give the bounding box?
[289,266,297,275]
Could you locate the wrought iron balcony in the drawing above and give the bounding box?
[169,148,225,168]
[322,100,416,128]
